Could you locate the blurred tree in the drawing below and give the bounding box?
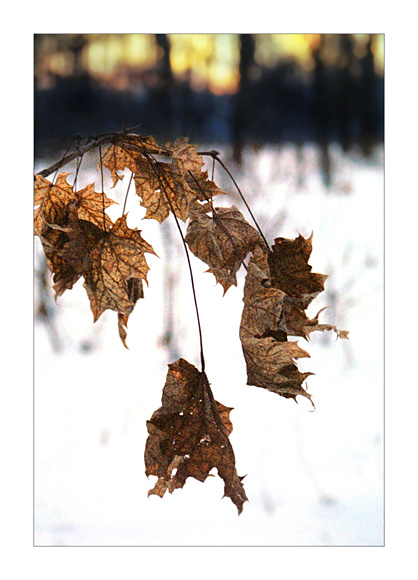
[155,34,174,138]
[312,35,331,188]
[359,35,377,156]
[233,34,256,164]
[338,34,355,152]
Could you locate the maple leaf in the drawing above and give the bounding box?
[133,137,224,223]
[34,172,77,237]
[240,246,314,404]
[145,358,248,514]
[239,235,348,404]
[169,137,204,176]
[185,205,264,293]
[75,182,116,229]
[268,233,328,308]
[101,143,140,188]
[83,214,156,334]
[44,205,107,298]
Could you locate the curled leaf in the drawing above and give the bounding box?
[185,205,264,293]
[240,246,314,404]
[145,358,248,514]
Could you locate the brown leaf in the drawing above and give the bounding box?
[83,214,156,324]
[170,137,204,176]
[136,159,197,223]
[47,206,107,298]
[134,137,223,223]
[145,358,248,514]
[133,159,170,223]
[239,234,348,404]
[34,172,77,237]
[268,233,328,308]
[101,143,140,188]
[75,182,116,229]
[240,246,314,404]
[185,205,264,293]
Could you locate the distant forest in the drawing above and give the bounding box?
[34,34,384,161]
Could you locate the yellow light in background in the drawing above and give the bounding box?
[169,34,240,93]
[123,34,157,68]
[39,33,384,93]
[373,35,384,74]
[255,34,320,70]
[86,34,155,78]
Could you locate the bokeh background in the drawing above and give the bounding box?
[34,33,384,546]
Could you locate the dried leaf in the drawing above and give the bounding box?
[101,143,140,187]
[47,206,107,297]
[170,137,204,176]
[83,214,156,324]
[240,246,314,403]
[240,235,348,404]
[145,358,248,514]
[34,173,77,236]
[133,159,170,223]
[133,137,224,223]
[75,182,116,229]
[185,205,264,293]
[268,233,328,308]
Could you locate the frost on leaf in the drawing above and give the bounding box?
[240,235,348,405]
[185,205,264,293]
[145,358,248,514]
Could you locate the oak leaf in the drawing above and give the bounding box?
[145,358,248,514]
[185,205,264,293]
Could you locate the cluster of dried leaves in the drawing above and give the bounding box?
[34,133,347,513]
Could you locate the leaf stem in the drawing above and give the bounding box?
[201,151,271,252]
[144,152,206,373]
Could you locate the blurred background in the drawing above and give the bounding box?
[34,34,383,167]
[34,33,384,546]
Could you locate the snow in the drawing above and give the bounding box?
[34,143,383,546]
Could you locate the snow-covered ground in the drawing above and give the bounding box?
[34,143,383,546]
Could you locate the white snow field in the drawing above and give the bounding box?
[34,143,383,546]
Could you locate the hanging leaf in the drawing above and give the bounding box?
[75,182,116,229]
[34,172,77,237]
[240,246,314,404]
[83,214,156,324]
[268,233,328,308]
[185,205,264,293]
[44,205,107,298]
[240,236,348,404]
[101,143,140,188]
[145,358,248,514]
